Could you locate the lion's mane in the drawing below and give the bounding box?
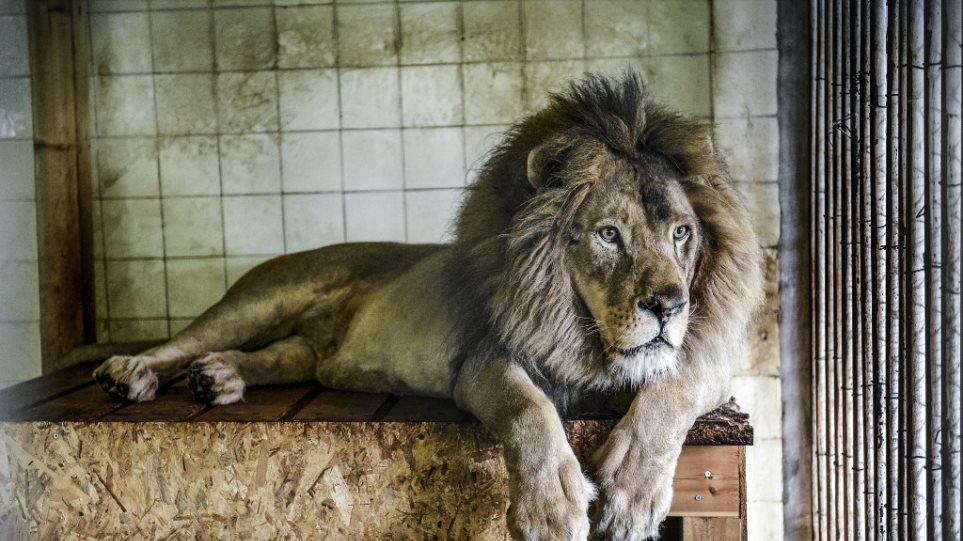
[452,74,763,392]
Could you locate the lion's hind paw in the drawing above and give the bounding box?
[187,352,246,405]
[93,356,159,402]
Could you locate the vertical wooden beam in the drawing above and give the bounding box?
[26,0,95,372]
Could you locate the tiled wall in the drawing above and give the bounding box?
[0,0,41,389]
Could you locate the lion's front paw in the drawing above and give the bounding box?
[508,450,595,541]
[188,352,246,405]
[93,356,159,402]
[591,472,673,541]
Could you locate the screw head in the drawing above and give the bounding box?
[694,494,703,502]
[704,470,712,478]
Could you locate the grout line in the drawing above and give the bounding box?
[269,2,288,255]
[205,5,231,294]
[332,0,348,244]
[394,0,409,243]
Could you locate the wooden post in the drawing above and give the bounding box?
[26,0,95,371]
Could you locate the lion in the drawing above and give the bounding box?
[93,73,763,540]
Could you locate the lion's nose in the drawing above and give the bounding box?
[638,289,687,322]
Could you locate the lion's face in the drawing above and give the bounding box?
[566,155,700,382]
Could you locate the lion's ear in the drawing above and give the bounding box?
[526,137,570,191]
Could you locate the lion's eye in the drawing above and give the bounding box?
[597,226,621,244]
[673,225,690,242]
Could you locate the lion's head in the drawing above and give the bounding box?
[455,74,763,390]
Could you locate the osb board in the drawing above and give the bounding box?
[0,422,744,540]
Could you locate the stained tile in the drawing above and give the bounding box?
[642,54,711,117]
[337,4,398,67]
[344,191,405,242]
[151,9,214,72]
[94,75,156,136]
[166,258,226,317]
[108,319,170,342]
[282,193,345,252]
[280,132,342,192]
[401,65,463,127]
[713,0,777,51]
[89,0,148,12]
[729,375,782,440]
[278,69,339,130]
[226,255,270,286]
[0,322,41,382]
[0,0,25,14]
[341,129,403,191]
[405,189,461,243]
[90,12,153,74]
[715,117,779,181]
[523,1,584,61]
[734,181,780,247]
[713,50,778,118]
[0,77,33,138]
[340,67,401,129]
[0,201,36,260]
[463,124,508,182]
[105,259,167,318]
[102,199,165,258]
[0,140,35,200]
[214,7,277,71]
[0,260,38,320]
[585,1,648,58]
[400,2,459,65]
[0,15,29,76]
[462,62,524,125]
[277,4,335,68]
[222,195,284,255]
[402,128,464,189]
[648,0,710,54]
[215,72,278,132]
[97,137,160,198]
[523,60,587,112]
[219,134,281,194]
[155,74,217,135]
[162,197,224,256]
[463,1,522,62]
[158,136,221,196]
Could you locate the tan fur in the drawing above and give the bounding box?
[93,74,763,541]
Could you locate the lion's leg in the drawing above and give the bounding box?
[186,335,318,405]
[454,359,595,541]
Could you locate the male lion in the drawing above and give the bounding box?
[94,74,763,540]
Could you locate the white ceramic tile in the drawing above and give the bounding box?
[405,189,461,243]
[216,72,279,132]
[150,9,214,72]
[97,137,160,198]
[403,128,464,189]
[226,255,270,286]
[736,307,780,376]
[168,318,193,336]
[90,12,153,74]
[162,197,224,256]
[0,201,36,260]
[0,322,41,382]
[282,193,345,251]
[166,258,226,317]
[746,438,784,502]
[109,319,170,341]
[523,1,584,61]
[213,7,277,70]
[340,67,401,129]
[648,0,710,54]
[336,4,398,67]
[0,77,33,138]
[0,0,25,14]
[151,0,212,8]
[713,50,778,118]
[280,132,342,192]
[222,195,284,255]
[275,0,331,5]
[102,199,165,258]
[94,260,107,320]
[713,0,778,52]
[105,259,168,318]
[0,15,29,76]
[219,134,281,194]
[278,69,339,130]
[341,129,403,191]
[94,75,156,136]
[277,5,336,68]
[401,65,463,127]
[0,260,38,320]
[462,1,522,62]
[585,57,648,83]
[344,191,405,242]
[462,62,524,125]
[463,124,508,182]
[399,2,460,65]
[729,375,782,440]
[158,136,221,196]
[734,181,780,247]
[0,139,34,200]
[584,1,648,58]
[747,501,784,541]
[642,54,712,117]
[715,116,779,181]
[89,0,149,12]
[523,60,587,112]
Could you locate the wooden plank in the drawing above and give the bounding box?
[681,517,744,541]
[27,0,95,370]
[11,384,125,422]
[99,379,209,422]
[667,446,741,518]
[0,362,97,417]
[382,396,472,422]
[292,389,390,421]
[194,383,318,422]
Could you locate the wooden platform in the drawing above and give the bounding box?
[0,362,752,540]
